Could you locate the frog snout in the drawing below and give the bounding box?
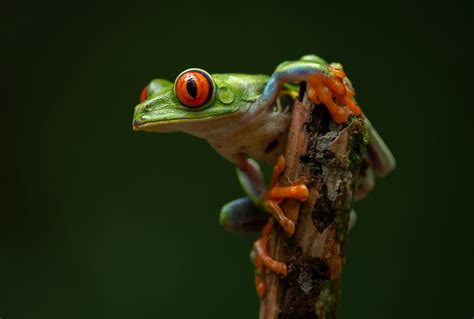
[132,120,142,131]
[132,103,146,130]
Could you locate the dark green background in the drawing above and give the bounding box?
[2,1,472,318]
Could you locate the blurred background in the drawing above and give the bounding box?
[2,1,472,318]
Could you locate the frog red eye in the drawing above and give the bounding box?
[140,85,149,102]
[175,69,214,108]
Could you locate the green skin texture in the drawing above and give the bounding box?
[133,74,269,127]
[132,54,395,233]
[133,54,330,130]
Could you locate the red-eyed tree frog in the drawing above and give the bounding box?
[132,54,396,297]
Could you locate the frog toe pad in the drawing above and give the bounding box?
[307,66,362,124]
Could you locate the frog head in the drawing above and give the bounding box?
[132,69,269,133]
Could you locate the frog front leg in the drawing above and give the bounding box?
[262,59,362,124]
[230,156,308,298]
[256,58,362,233]
[220,157,308,234]
[232,156,309,235]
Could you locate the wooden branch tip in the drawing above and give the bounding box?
[259,92,367,319]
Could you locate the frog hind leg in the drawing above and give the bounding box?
[219,158,269,234]
[251,155,309,298]
[354,157,375,201]
[234,157,307,235]
[239,154,310,236]
[364,115,396,177]
[237,154,308,235]
[236,156,308,297]
[236,158,266,207]
[252,218,287,298]
[219,197,268,234]
[263,155,309,236]
[352,116,395,201]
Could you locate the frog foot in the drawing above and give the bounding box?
[263,155,309,236]
[252,218,287,298]
[251,155,309,298]
[307,65,362,124]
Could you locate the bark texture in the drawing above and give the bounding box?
[259,92,367,319]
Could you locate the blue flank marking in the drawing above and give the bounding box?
[262,77,277,101]
[262,64,327,102]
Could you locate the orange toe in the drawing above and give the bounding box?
[306,67,362,124]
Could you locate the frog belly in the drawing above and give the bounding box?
[209,110,291,165]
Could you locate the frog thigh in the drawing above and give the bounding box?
[354,161,375,201]
[219,197,268,234]
[364,115,396,177]
[236,158,266,207]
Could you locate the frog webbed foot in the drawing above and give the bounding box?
[307,64,362,124]
[262,155,309,236]
[265,59,363,124]
[237,155,308,298]
[252,218,287,298]
[235,156,309,235]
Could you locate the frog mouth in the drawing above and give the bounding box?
[132,119,178,132]
[132,120,148,131]
[132,113,238,132]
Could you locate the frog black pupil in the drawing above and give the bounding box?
[186,78,198,98]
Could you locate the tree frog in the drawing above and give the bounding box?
[132,54,395,297]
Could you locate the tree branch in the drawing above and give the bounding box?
[259,89,367,319]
